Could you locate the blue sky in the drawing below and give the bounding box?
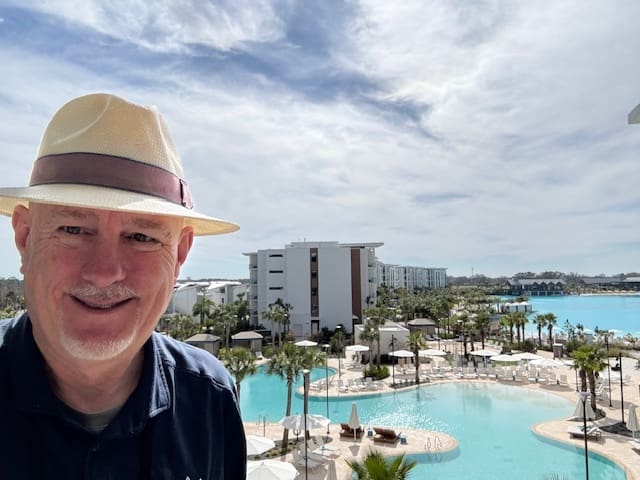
[0,1,639,280]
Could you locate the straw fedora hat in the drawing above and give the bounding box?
[0,93,238,236]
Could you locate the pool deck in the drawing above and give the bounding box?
[245,344,640,479]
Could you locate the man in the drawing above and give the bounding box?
[0,93,247,479]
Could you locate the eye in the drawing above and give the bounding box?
[127,232,160,244]
[60,226,82,235]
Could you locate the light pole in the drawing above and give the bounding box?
[604,332,612,407]
[335,326,342,386]
[579,390,590,480]
[322,343,330,436]
[302,369,310,480]
[391,334,396,388]
[619,352,625,425]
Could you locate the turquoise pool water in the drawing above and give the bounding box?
[522,294,640,337]
[242,373,626,479]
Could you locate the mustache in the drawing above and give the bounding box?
[67,284,137,301]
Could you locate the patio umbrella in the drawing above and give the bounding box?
[418,349,447,358]
[246,435,276,456]
[627,405,639,439]
[294,340,318,347]
[389,349,414,358]
[470,349,499,357]
[279,414,330,431]
[327,459,338,480]
[573,396,596,421]
[511,352,543,361]
[348,402,361,440]
[246,460,299,480]
[490,354,520,363]
[346,344,370,352]
[529,358,565,368]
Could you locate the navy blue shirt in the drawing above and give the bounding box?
[0,314,247,479]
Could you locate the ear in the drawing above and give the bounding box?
[12,205,31,273]
[174,226,194,278]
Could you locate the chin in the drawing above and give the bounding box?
[60,332,135,361]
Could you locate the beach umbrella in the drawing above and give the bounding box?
[246,460,299,480]
[418,349,447,358]
[346,344,370,352]
[389,349,414,358]
[246,435,276,456]
[279,414,330,431]
[573,396,596,421]
[470,349,500,357]
[294,340,318,348]
[627,405,639,439]
[529,358,565,368]
[348,402,361,440]
[511,352,543,361]
[490,354,520,363]
[327,459,338,480]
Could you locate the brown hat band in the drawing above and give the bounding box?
[29,153,194,209]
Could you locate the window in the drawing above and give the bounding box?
[269,254,283,258]
[269,286,283,290]
[269,270,284,274]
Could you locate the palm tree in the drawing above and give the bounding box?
[347,450,416,479]
[266,343,324,451]
[545,313,557,347]
[474,308,491,349]
[364,307,391,367]
[407,331,426,384]
[192,295,216,327]
[571,344,607,412]
[533,314,548,348]
[217,347,257,405]
[360,322,378,374]
[213,304,238,348]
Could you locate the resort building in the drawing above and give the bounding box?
[380,264,447,290]
[166,280,249,320]
[244,241,383,336]
[508,278,566,296]
[353,322,410,355]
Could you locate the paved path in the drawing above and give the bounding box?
[246,343,640,479]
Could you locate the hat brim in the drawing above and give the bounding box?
[0,184,239,236]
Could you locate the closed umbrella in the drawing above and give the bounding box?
[573,396,596,421]
[348,402,361,440]
[246,435,276,456]
[279,414,330,431]
[246,460,299,480]
[627,405,639,439]
[327,459,338,480]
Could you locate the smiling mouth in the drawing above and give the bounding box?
[72,297,133,310]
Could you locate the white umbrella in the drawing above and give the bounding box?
[490,354,520,363]
[279,414,330,431]
[627,405,639,439]
[389,349,414,358]
[418,349,447,357]
[246,435,276,456]
[327,459,338,480]
[470,349,500,357]
[294,340,318,347]
[348,402,361,440]
[511,352,543,361]
[530,358,565,368]
[247,460,299,480]
[346,344,370,352]
[573,396,596,421]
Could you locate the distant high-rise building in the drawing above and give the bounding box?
[380,264,447,289]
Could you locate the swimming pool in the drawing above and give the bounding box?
[241,371,627,479]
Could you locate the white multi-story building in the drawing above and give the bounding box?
[244,241,383,336]
[381,264,447,290]
[167,281,249,322]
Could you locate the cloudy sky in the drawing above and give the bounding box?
[0,1,638,280]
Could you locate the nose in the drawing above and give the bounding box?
[80,236,126,287]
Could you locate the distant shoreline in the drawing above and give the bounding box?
[577,292,640,297]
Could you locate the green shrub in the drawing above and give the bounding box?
[363,365,389,380]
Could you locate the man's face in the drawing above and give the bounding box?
[12,203,193,363]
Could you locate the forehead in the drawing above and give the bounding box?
[30,203,183,231]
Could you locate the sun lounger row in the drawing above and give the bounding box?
[372,427,401,444]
